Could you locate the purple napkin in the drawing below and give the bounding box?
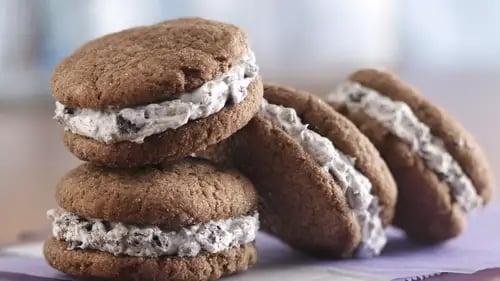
[1,204,499,281]
[327,204,500,278]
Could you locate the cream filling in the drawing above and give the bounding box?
[47,208,259,258]
[260,100,386,257]
[54,50,259,144]
[328,81,482,213]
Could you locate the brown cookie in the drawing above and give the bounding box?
[56,158,257,227]
[52,18,248,109]
[44,237,257,281]
[52,17,263,167]
[328,68,493,242]
[201,85,397,258]
[63,77,262,168]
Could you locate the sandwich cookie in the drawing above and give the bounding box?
[44,159,259,281]
[53,18,263,167]
[202,85,397,258]
[327,69,493,241]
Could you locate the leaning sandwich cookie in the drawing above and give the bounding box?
[201,85,397,258]
[327,69,493,241]
[44,159,259,281]
[53,18,263,167]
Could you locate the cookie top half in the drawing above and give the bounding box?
[55,158,257,228]
[52,17,263,167]
[52,17,248,109]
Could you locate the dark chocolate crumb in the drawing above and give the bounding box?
[223,75,235,84]
[351,91,367,103]
[102,221,112,231]
[152,235,161,246]
[116,115,141,134]
[63,107,75,115]
[84,223,93,231]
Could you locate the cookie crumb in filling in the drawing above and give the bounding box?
[48,208,259,258]
[54,50,259,144]
[329,81,482,213]
[260,99,387,257]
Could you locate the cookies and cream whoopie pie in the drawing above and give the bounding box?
[328,69,493,241]
[202,85,397,258]
[53,18,262,167]
[44,159,259,281]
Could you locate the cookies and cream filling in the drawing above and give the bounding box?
[328,81,482,213]
[47,208,259,258]
[260,99,386,257]
[54,50,259,144]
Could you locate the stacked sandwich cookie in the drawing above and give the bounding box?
[45,161,259,280]
[45,18,262,281]
[53,17,262,168]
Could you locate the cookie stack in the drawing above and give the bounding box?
[45,16,495,281]
[45,18,263,281]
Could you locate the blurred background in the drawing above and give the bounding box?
[0,0,498,245]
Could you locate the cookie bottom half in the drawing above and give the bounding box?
[44,237,257,281]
